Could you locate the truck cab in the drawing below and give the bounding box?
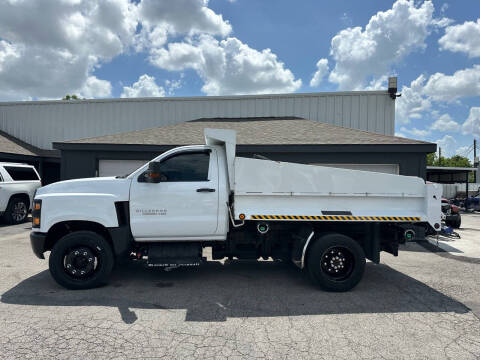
[129,145,229,241]
[30,129,441,292]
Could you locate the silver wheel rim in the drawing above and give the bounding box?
[12,202,27,222]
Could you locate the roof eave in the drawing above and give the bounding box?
[53,142,436,153]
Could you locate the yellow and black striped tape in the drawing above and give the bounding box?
[250,215,421,222]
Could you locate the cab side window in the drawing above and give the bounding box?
[159,152,210,181]
[140,152,210,182]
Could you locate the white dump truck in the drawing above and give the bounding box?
[30,129,441,291]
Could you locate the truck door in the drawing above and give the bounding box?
[129,149,219,240]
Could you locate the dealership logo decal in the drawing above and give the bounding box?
[137,209,167,216]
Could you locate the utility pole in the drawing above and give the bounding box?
[438,147,442,165]
[474,139,477,183]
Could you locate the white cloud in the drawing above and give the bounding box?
[395,132,406,138]
[325,0,449,90]
[400,126,430,138]
[436,134,457,157]
[395,65,480,124]
[121,74,165,98]
[81,76,112,99]
[423,65,480,102]
[462,107,480,138]
[150,35,301,95]
[138,2,300,97]
[430,114,460,132]
[139,0,231,37]
[165,75,184,96]
[439,19,480,58]
[0,0,237,100]
[365,75,388,90]
[310,58,329,87]
[395,75,431,124]
[431,17,453,28]
[0,0,136,100]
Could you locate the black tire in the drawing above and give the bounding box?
[49,231,114,290]
[306,233,366,292]
[3,197,29,225]
[446,215,461,229]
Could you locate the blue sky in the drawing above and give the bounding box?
[0,0,479,158]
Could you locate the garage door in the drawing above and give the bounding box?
[315,163,399,174]
[98,160,148,177]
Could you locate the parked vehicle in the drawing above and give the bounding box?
[0,163,41,224]
[441,198,461,229]
[30,129,442,291]
[465,193,480,211]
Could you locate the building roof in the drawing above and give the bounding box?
[427,166,475,172]
[0,91,389,107]
[0,130,59,158]
[61,117,432,147]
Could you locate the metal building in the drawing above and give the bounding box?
[0,81,433,183]
[0,90,395,150]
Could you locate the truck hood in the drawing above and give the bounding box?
[36,177,132,201]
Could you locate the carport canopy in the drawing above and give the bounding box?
[426,166,475,184]
[427,166,476,202]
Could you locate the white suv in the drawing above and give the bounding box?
[0,163,41,224]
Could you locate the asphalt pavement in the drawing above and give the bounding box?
[0,217,479,359]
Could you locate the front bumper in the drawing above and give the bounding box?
[30,232,47,259]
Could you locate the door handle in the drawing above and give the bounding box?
[196,188,216,192]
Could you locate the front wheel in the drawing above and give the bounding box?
[4,197,28,224]
[306,233,366,292]
[49,231,114,290]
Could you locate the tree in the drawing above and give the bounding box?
[427,153,472,167]
[427,152,475,182]
[443,155,471,168]
[426,152,436,166]
[62,94,79,100]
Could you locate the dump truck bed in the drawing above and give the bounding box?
[233,157,442,228]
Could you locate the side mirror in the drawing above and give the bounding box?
[145,162,164,183]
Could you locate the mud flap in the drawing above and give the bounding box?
[291,226,314,269]
[364,223,381,264]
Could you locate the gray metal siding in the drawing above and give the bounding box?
[0,91,395,150]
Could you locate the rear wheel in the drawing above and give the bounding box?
[446,214,461,229]
[306,233,366,292]
[49,231,114,290]
[3,197,28,224]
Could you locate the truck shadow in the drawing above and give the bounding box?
[1,261,469,323]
